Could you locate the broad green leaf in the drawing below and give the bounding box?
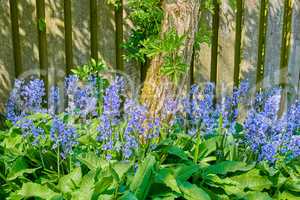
[58,167,82,193]
[130,155,156,200]
[71,170,95,200]
[242,192,273,200]
[18,182,61,200]
[172,164,200,182]
[119,191,138,200]
[111,161,132,179]
[78,152,106,170]
[230,169,272,191]
[7,157,39,181]
[155,168,180,194]
[277,191,300,200]
[94,176,114,194]
[178,181,211,200]
[285,178,300,192]
[162,146,188,160]
[203,160,254,175]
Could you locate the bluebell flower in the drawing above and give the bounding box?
[50,117,78,159]
[6,79,46,123]
[16,118,45,145]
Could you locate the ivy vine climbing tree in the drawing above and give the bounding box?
[140,0,201,115]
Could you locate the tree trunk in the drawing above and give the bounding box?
[140,0,201,115]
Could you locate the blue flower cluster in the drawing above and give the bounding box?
[244,88,300,163]
[50,117,78,159]
[97,76,125,159]
[165,81,249,136]
[7,79,46,123]
[65,75,98,118]
[97,77,160,159]
[16,118,45,145]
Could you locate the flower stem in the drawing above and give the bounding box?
[193,130,201,163]
[57,145,60,179]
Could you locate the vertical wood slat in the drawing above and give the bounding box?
[9,0,22,77]
[256,0,268,91]
[279,0,293,116]
[210,0,220,86]
[115,0,124,71]
[64,0,73,74]
[233,0,244,86]
[280,0,293,87]
[36,0,48,94]
[90,0,98,60]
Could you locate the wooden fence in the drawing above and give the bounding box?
[0,0,300,111]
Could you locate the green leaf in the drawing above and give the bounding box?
[18,182,61,200]
[285,178,300,192]
[178,181,211,200]
[119,191,139,200]
[111,161,132,179]
[242,192,273,200]
[162,146,189,160]
[172,164,200,182]
[7,157,39,181]
[58,167,82,193]
[277,191,300,200]
[155,168,181,194]
[78,152,106,170]
[130,155,156,200]
[71,170,95,200]
[94,176,114,194]
[203,160,254,175]
[38,18,46,32]
[230,169,272,191]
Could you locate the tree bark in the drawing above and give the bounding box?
[140,0,201,115]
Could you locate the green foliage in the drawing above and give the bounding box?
[38,18,46,32]
[123,0,163,63]
[1,119,300,199]
[141,29,187,83]
[71,58,108,81]
[106,0,121,9]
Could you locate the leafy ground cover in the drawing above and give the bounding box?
[0,67,300,199]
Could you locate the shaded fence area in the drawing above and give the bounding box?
[0,0,300,111]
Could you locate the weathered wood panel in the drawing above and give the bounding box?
[194,9,212,84]
[288,1,300,100]
[72,0,90,66]
[0,1,15,111]
[240,0,260,93]
[264,0,284,88]
[45,0,65,87]
[217,0,235,95]
[98,0,116,69]
[19,0,39,74]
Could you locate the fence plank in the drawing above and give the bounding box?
[0,1,15,111]
[263,0,284,88]
[72,0,90,66]
[45,0,65,90]
[194,8,212,84]
[240,0,260,93]
[9,0,22,77]
[36,0,48,95]
[98,0,116,69]
[19,0,39,75]
[217,0,236,94]
[64,0,73,74]
[233,0,244,86]
[256,0,268,91]
[288,1,300,100]
[115,0,124,71]
[210,0,220,87]
[90,0,98,60]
